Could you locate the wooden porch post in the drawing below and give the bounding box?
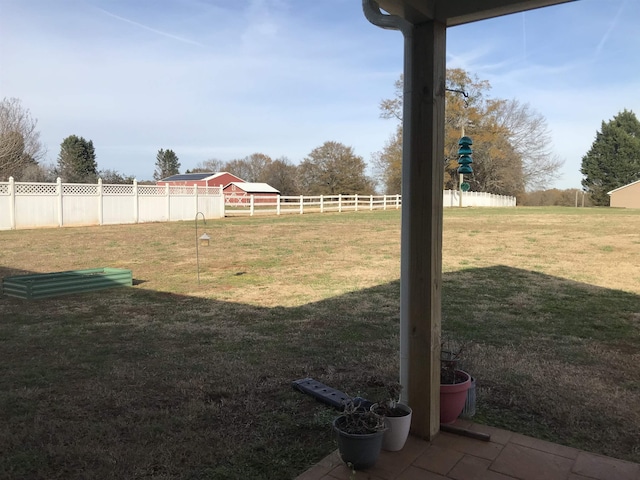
[400,19,446,440]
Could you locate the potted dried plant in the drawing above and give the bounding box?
[440,340,471,424]
[333,400,386,470]
[368,379,412,451]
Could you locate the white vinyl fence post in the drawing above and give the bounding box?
[383,194,387,210]
[250,195,255,216]
[370,195,373,210]
[276,195,281,215]
[9,177,16,229]
[338,194,342,213]
[133,179,139,223]
[354,194,358,212]
[166,183,171,221]
[194,184,199,217]
[320,195,324,213]
[299,195,304,214]
[396,194,400,209]
[98,178,103,225]
[57,177,63,227]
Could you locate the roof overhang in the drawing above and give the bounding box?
[376,0,575,26]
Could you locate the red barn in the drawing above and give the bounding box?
[223,182,280,205]
[157,172,244,188]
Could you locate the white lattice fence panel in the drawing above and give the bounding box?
[0,183,8,195]
[16,183,58,195]
[169,186,196,195]
[196,186,222,196]
[138,185,167,197]
[63,184,98,195]
[104,184,134,195]
[137,185,165,196]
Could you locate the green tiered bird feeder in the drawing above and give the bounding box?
[457,136,473,205]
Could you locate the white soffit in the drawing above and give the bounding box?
[376,0,576,26]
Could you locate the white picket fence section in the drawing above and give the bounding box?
[0,178,224,230]
[225,194,402,216]
[444,190,516,208]
[225,190,515,216]
[0,178,516,230]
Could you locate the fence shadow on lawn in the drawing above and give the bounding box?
[0,265,639,479]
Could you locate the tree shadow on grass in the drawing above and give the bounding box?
[0,265,638,479]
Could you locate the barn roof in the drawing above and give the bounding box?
[160,172,242,182]
[225,182,280,194]
[160,172,216,182]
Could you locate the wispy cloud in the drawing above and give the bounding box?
[595,0,626,57]
[1,0,638,188]
[94,6,204,47]
[521,12,527,63]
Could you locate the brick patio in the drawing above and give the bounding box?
[295,421,640,480]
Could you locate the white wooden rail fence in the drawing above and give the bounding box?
[225,194,403,216]
[225,190,515,216]
[0,178,515,230]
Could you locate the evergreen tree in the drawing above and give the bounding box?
[153,148,181,180]
[581,110,640,206]
[57,135,97,182]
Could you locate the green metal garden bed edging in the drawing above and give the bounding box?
[2,268,133,300]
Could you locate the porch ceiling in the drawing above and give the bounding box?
[376,0,575,26]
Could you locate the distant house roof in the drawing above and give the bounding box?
[160,172,216,182]
[225,182,280,194]
[607,179,640,195]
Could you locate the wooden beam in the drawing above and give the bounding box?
[400,18,446,440]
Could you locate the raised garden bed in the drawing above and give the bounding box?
[2,268,133,300]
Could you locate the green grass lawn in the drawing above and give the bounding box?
[1,207,639,479]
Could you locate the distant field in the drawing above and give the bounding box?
[1,207,639,479]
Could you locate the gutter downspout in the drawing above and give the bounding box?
[362,0,411,36]
[362,0,414,406]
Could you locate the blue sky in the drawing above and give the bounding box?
[1,0,638,189]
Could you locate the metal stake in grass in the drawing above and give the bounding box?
[195,211,208,284]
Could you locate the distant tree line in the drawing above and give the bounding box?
[519,189,593,207]
[185,142,375,196]
[2,89,638,205]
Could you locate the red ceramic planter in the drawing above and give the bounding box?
[440,370,471,424]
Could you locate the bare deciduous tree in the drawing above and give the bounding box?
[0,97,46,180]
[224,153,273,182]
[375,71,563,195]
[489,98,564,191]
[298,141,374,195]
[189,158,226,173]
[261,157,300,195]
